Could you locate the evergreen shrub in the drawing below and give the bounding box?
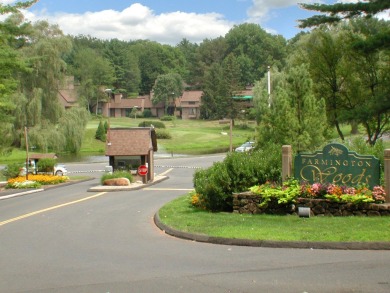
[138,121,166,128]
[160,115,175,121]
[37,158,56,173]
[143,109,152,118]
[193,145,282,211]
[155,129,172,139]
[100,171,133,185]
[2,162,23,179]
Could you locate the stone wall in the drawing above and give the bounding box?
[233,192,390,217]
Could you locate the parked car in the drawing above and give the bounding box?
[20,164,68,176]
[235,141,255,152]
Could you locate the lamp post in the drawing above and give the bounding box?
[104,89,112,144]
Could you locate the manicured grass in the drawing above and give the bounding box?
[158,194,390,242]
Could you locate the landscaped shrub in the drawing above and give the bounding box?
[95,120,106,142]
[160,115,175,121]
[2,162,24,179]
[37,158,56,173]
[100,171,133,185]
[193,144,282,212]
[143,109,152,118]
[138,120,166,128]
[155,129,172,139]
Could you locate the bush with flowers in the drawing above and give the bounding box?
[249,179,386,207]
[6,175,69,189]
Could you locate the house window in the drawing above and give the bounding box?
[190,108,197,115]
[188,101,196,105]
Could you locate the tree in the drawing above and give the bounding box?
[225,23,287,83]
[299,0,390,27]
[0,0,38,14]
[95,120,106,142]
[292,28,349,141]
[254,64,328,152]
[103,39,140,94]
[58,107,90,153]
[298,0,390,51]
[70,46,115,113]
[291,20,389,145]
[152,73,184,115]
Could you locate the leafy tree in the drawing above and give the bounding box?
[342,19,390,144]
[152,73,183,115]
[225,23,287,82]
[291,28,349,141]
[254,64,328,152]
[193,37,228,86]
[70,46,115,113]
[291,20,389,145]
[133,40,186,95]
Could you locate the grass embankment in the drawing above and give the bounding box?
[159,195,390,242]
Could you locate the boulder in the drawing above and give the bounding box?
[103,178,131,186]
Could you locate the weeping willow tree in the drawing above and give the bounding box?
[58,107,90,154]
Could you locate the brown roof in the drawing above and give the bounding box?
[110,97,143,109]
[180,90,202,102]
[29,153,58,160]
[106,128,157,156]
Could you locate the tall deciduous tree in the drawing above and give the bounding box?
[225,23,287,83]
[152,73,183,115]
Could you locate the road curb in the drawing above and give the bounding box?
[154,212,390,250]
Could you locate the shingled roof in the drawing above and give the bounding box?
[106,128,157,156]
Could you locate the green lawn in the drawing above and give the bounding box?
[158,194,390,242]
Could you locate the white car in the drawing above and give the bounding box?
[235,141,255,152]
[20,164,68,176]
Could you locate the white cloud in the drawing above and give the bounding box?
[247,0,315,21]
[21,3,234,45]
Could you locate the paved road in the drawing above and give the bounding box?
[0,155,390,293]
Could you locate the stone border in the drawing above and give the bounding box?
[154,212,390,250]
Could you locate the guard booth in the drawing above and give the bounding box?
[105,127,157,183]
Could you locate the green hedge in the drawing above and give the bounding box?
[138,121,166,129]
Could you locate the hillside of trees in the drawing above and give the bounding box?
[0,1,388,155]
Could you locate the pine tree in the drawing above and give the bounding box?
[255,64,328,152]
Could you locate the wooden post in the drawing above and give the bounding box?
[282,145,292,182]
[384,149,390,203]
[230,119,233,152]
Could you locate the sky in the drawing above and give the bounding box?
[2,0,388,45]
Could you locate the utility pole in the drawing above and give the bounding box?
[24,127,29,180]
[267,65,271,107]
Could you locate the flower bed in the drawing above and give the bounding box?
[7,175,69,189]
[232,180,389,216]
